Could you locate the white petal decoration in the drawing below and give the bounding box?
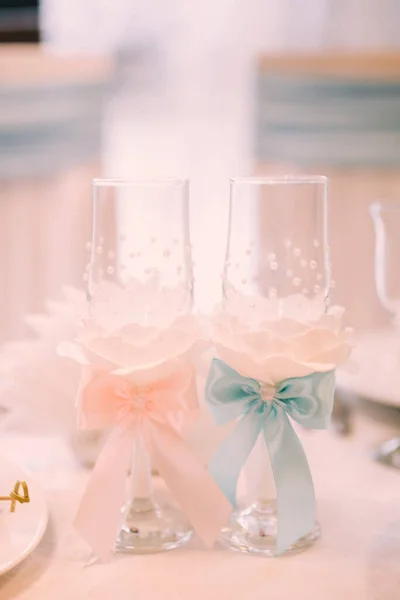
[210,295,352,383]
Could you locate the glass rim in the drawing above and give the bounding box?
[92,177,189,187]
[230,175,328,186]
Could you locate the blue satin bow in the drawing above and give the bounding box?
[205,358,335,555]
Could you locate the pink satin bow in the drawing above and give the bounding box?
[74,365,231,561]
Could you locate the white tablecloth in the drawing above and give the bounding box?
[0,411,399,600]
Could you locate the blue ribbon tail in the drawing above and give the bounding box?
[264,409,316,555]
[208,410,263,507]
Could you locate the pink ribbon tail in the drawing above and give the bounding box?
[73,425,133,562]
[144,420,232,547]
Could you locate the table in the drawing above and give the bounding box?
[0,411,399,600]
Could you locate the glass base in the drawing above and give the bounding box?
[219,500,320,557]
[373,437,400,469]
[115,498,193,554]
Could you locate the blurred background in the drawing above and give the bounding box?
[1,1,400,332]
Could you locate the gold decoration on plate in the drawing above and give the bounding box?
[0,480,30,512]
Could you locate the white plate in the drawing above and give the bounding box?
[0,456,48,576]
[337,329,400,407]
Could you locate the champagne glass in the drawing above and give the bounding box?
[220,175,330,555]
[370,201,400,322]
[370,200,400,468]
[223,176,330,317]
[88,178,193,553]
[88,179,193,325]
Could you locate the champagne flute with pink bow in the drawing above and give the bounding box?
[85,179,195,556]
[66,178,231,561]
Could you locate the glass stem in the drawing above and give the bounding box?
[257,437,275,510]
[129,419,153,504]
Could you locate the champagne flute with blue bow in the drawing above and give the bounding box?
[206,176,335,557]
